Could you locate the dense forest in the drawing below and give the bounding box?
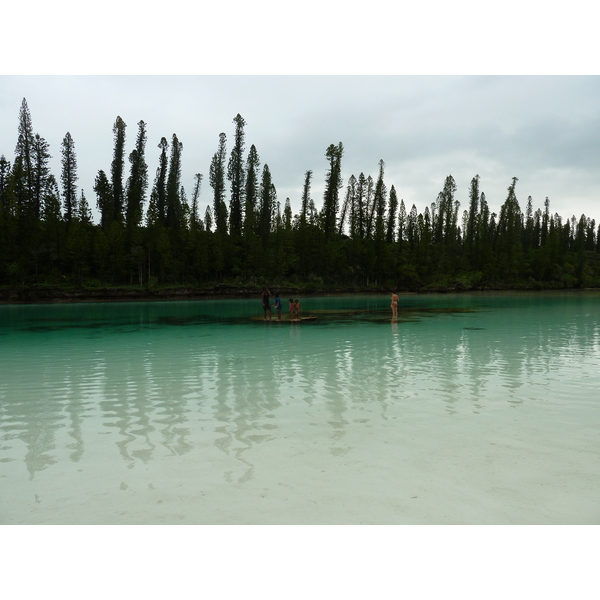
[1,98,599,293]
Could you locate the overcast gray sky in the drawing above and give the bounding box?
[2,75,598,225]
[1,4,598,227]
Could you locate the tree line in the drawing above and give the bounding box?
[1,98,599,291]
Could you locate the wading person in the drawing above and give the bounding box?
[261,287,272,321]
[293,298,302,320]
[273,293,282,322]
[391,292,399,318]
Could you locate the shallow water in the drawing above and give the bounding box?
[1,292,599,524]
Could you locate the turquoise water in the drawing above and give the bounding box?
[1,292,599,524]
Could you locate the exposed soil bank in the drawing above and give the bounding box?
[1,283,598,304]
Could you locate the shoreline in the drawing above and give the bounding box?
[1,284,598,305]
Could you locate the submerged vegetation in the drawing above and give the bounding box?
[1,98,599,295]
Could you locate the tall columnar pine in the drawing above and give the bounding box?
[435,174,458,246]
[32,134,52,219]
[299,169,312,229]
[40,174,63,275]
[386,185,398,244]
[495,177,524,278]
[397,198,407,248]
[321,142,344,238]
[243,144,260,238]
[190,173,203,230]
[465,174,480,258]
[365,175,375,239]
[0,155,11,205]
[523,195,535,251]
[227,114,246,238]
[94,170,113,229]
[373,159,387,242]
[339,179,352,235]
[354,173,367,239]
[153,137,169,223]
[541,196,550,246]
[125,120,148,231]
[42,174,62,231]
[78,189,92,224]
[166,133,183,229]
[406,204,418,249]
[60,132,78,223]
[283,198,293,230]
[345,174,358,238]
[204,205,213,232]
[110,116,127,223]
[14,98,35,209]
[258,164,275,243]
[209,132,228,234]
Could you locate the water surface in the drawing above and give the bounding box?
[1,292,599,524]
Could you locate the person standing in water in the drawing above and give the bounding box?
[390,292,399,318]
[261,287,272,321]
[273,292,282,322]
[293,298,302,320]
[289,298,295,319]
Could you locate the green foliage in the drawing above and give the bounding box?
[1,101,599,292]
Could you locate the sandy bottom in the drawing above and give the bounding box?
[4,405,597,525]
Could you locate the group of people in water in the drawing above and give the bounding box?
[261,287,400,322]
[261,288,301,322]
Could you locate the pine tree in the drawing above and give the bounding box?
[60,132,78,223]
[397,199,407,248]
[14,98,35,209]
[495,177,523,279]
[110,116,127,223]
[355,173,367,239]
[243,144,260,238]
[386,185,398,244]
[373,159,387,242]
[125,120,148,230]
[32,134,51,219]
[321,142,344,238]
[465,174,480,261]
[541,196,550,246]
[154,137,169,223]
[210,132,228,234]
[299,170,312,229]
[258,164,275,242]
[338,180,352,235]
[190,173,203,230]
[166,133,183,229]
[41,174,63,273]
[283,198,293,230]
[364,175,375,239]
[78,189,92,224]
[523,195,535,252]
[204,205,213,232]
[94,170,113,229]
[346,174,358,238]
[227,114,246,238]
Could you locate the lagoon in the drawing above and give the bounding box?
[1,292,599,524]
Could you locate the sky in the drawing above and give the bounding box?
[2,74,598,227]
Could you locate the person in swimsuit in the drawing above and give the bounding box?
[293,298,301,320]
[289,298,295,319]
[391,292,399,318]
[273,293,282,322]
[261,287,272,321]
